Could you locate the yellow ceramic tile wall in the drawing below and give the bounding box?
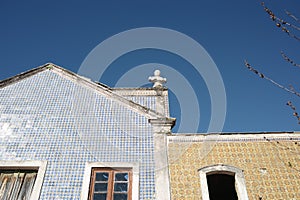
[168,140,300,200]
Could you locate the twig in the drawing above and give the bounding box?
[286,101,300,124]
[281,51,300,68]
[261,2,300,41]
[285,10,300,24]
[244,60,300,97]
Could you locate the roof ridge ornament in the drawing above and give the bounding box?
[148,70,167,89]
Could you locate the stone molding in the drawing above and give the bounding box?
[198,164,249,200]
[168,133,300,143]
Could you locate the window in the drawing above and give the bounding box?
[198,164,249,200]
[81,162,139,200]
[0,160,47,200]
[0,169,37,199]
[89,168,132,200]
[207,173,238,200]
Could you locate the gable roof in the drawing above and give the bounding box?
[0,63,175,123]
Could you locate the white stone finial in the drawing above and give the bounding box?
[154,70,160,76]
[148,70,167,88]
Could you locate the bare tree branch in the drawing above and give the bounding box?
[244,60,300,97]
[247,3,300,126]
[261,2,300,41]
[285,10,300,24]
[286,101,300,124]
[281,51,300,68]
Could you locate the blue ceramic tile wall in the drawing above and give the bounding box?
[0,70,156,199]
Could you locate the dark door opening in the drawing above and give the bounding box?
[207,173,238,200]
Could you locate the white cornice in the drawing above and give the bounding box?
[168,132,300,142]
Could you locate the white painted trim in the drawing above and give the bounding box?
[168,133,300,142]
[0,160,47,200]
[153,133,171,200]
[80,162,139,200]
[198,164,249,200]
[113,88,168,96]
[149,118,174,200]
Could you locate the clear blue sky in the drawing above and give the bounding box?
[1,0,300,133]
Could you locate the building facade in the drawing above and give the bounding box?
[168,133,300,199]
[0,63,299,200]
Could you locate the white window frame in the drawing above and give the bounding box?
[198,164,249,200]
[81,162,139,200]
[0,160,47,200]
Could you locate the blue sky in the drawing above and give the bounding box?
[1,0,300,133]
